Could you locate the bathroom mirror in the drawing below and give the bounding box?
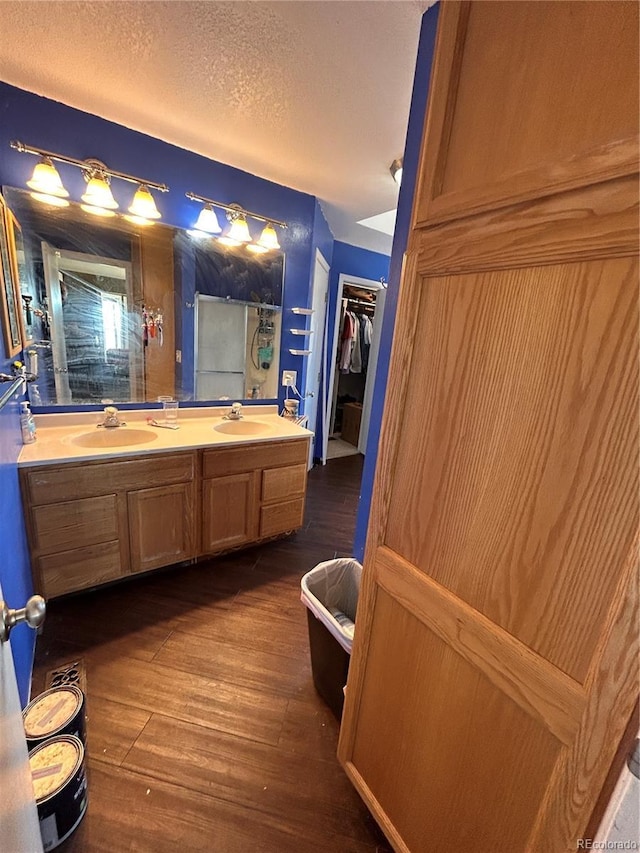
[3,187,285,407]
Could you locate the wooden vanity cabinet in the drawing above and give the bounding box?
[200,438,308,555]
[20,437,309,598]
[20,451,197,598]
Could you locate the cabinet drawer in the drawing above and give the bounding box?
[39,540,123,598]
[32,495,119,554]
[260,498,305,538]
[24,453,195,505]
[262,464,307,504]
[203,439,308,479]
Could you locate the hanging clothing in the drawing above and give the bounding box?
[359,314,373,373]
[339,310,355,373]
[350,312,362,373]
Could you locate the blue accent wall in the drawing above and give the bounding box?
[0,374,34,707]
[353,5,440,559]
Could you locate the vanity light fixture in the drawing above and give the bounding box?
[10,140,169,222]
[390,157,403,187]
[221,207,252,246]
[193,203,222,235]
[127,184,162,220]
[26,157,70,206]
[259,222,280,250]
[185,191,287,252]
[81,165,119,215]
[247,222,280,254]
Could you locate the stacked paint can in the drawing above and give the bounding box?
[23,686,88,851]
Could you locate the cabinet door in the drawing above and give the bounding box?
[202,473,258,554]
[128,483,196,574]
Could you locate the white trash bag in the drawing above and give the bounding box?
[301,558,362,654]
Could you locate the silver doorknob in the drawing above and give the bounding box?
[0,595,46,643]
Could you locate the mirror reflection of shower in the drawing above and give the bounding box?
[194,296,281,401]
[40,245,140,404]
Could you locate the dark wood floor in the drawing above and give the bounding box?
[33,454,391,853]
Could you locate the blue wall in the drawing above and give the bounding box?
[0,375,34,707]
[353,5,440,559]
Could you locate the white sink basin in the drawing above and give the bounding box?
[70,428,158,448]
[214,420,273,436]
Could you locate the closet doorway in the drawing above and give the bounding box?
[323,275,386,462]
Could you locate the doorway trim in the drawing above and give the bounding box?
[306,248,330,468]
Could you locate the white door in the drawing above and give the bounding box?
[305,250,329,468]
[41,242,71,404]
[0,580,43,852]
[357,287,386,454]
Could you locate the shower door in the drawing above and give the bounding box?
[194,294,247,400]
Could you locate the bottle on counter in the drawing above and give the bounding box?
[20,400,37,444]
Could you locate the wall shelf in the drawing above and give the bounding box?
[291,307,314,315]
[289,349,312,356]
[290,329,313,335]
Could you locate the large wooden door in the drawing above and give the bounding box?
[338,3,639,852]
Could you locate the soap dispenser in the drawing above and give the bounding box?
[20,401,37,444]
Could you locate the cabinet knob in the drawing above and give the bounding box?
[0,595,46,643]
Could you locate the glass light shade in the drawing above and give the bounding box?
[194,204,221,234]
[26,158,69,198]
[226,214,251,243]
[128,184,161,219]
[257,222,280,251]
[30,191,70,208]
[80,203,116,218]
[81,175,118,210]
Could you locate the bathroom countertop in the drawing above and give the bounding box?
[18,405,313,468]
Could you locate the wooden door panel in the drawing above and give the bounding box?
[384,258,638,680]
[374,546,585,746]
[416,2,639,226]
[415,175,640,277]
[351,588,561,853]
[339,3,639,850]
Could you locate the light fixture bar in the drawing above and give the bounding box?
[10,140,169,192]
[185,191,287,228]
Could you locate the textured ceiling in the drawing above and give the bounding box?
[0,1,434,254]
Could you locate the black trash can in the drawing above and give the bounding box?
[301,558,362,719]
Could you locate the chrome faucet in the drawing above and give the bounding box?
[225,402,243,421]
[97,405,126,428]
